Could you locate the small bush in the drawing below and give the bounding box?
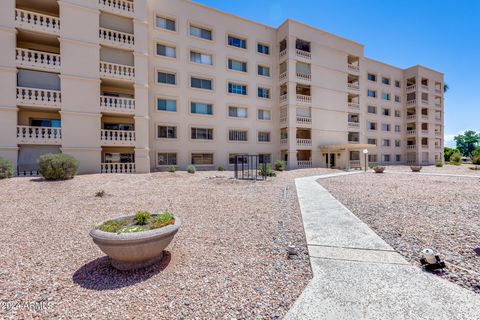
[168,165,176,173]
[449,152,462,165]
[134,211,151,225]
[151,211,175,229]
[470,166,480,171]
[259,163,276,177]
[372,166,385,173]
[217,166,225,172]
[38,153,79,180]
[0,157,14,179]
[187,165,196,174]
[274,160,285,171]
[435,161,443,167]
[97,219,128,233]
[95,190,106,197]
[472,155,480,165]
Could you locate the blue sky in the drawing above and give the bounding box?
[193,0,480,147]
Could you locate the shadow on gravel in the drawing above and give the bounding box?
[72,252,171,291]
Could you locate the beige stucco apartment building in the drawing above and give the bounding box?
[0,0,445,174]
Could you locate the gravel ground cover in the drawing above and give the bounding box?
[319,171,480,294]
[0,168,335,319]
[384,164,480,175]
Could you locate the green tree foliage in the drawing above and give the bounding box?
[453,130,480,157]
[444,147,457,162]
[449,151,462,164]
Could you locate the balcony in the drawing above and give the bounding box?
[279,72,287,82]
[280,138,288,146]
[347,64,360,73]
[407,115,416,121]
[296,116,312,127]
[17,87,61,108]
[296,94,311,104]
[349,160,361,169]
[406,84,416,91]
[296,49,311,60]
[421,115,429,121]
[100,129,136,146]
[406,130,416,136]
[407,99,416,106]
[16,48,60,72]
[421,99,429,105]
[421,144,429,149]
[347,83,359,91]
[407,145,416,150]
[421,130,429,135]
[297,139,312,147]
[101,162,136,174]
[99,27,134,50]
[99,61,135,81]
[98,0,134,17]
[435,131,441,136]
[15,9,60,35]
[100,96,135,114]
[435,102,442,108]
[296,72,311,82]
[297,160,312,168]
[348,102,360,109]
[348,122,360,129]
[17,126,62,145]
[280,94,288,104]
[279,49,287,59]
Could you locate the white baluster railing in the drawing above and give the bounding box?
[99,27,134,49]
[347,64,360,73]
[296,49,311,60]
[280,94,288,103]
[279,49,287,58]
[99,61,135,81]
[15,9,60,34]
[297,160,312,168]
[348,83,360,91]
[100,96,135,113]
[296,72,311,81]
[296,139,312,147]
[100,129,136,145]
[407,130,416,135]
[101,162,136,174]
[348,102,360,109]
[16,48,60,71]
[406,84,417,91]
[98,0,134,16]
[296,116,312,126]
[296,94,312,104]
[16,87,61,107]
[17,126,62,144]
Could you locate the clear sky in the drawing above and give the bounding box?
[193,0,479,147]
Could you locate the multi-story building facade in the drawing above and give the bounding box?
[0,0,444,174]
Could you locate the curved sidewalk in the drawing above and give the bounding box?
[286,172,480,320]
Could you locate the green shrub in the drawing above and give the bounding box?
[435,161,443,167]
[151,211,174,229]
[259,163,276,177]
[168,165,176,173]
[274,160,285,171]
[38,153,79,180]
[217,166,225,172]
[97,219,128,233]
[472,155,480,165]
[134,211,151,225]
[449,151,462,164]
[0,157,14,179]
[372,166,385,173]
[187,165,196,174]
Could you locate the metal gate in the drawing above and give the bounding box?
[233,155,267,180]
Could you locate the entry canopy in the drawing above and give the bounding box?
[318,143,376,151]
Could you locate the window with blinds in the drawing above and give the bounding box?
[228,129,248,141]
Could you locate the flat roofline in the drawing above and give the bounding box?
[364,57,403,71]
[365,58,444,75]
[405,65,444,76]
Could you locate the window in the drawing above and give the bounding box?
[367,90,377,98]
[382,123,391,131]
[368,122,377,130]
[381,92,390,101]
[395,80,401,88]
[190,25,212,40]
[228,82,247,95]
[367,106,377,114]
[257,87,270,99]
[257,43,270,55]
[382,108,390,116]
[228,35,247,49]
[156,43,176,58]
[157,98,176,112]
[395,110,401,117]
[395,125,401,133]
[156,16,175,31]
[191,127,213,140]
[191,77,212,90]
[158,153,177,166]
[104,123,133,130]
[190,51,212,65]
[259,154,272,164]
[396,154,401,162]
[368,154,377,162]
[367,138,377,145]
[395,95,401,103]
[382,77,390,85]
[228,106,247,118]
[383,139,390,147]
[229,129,248,141]
[257,109,271,120]
[191,102,213,115]
[104,153,134,164]
[30,119,61,127]
[157,71,176,85]
[229,153,248,165]
[383,154,391,162]
[258,65,271,77]
[395,140,401,147]
[228,59,247,72]
[258,131,271,142]
[157,125,177,139]
[191,153,214,165]
[367,73,377,82]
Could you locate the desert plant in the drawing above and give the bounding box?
[449,151,462,165]
[472,155,480,165]
[187,165,196,174]
[0,157,14,179]
[151,211,175,229]
[95,190,106,197]
[435,161,443,167]
[259,163,276,177]
[168,165,176,173]
[97,219,128,233]
[134,211,151,225]
[372,166,385,173]
[274,160,285,171]
[217,166,225,171]
[38,153,79,180]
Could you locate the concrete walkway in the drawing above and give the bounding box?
[285,173,480,320]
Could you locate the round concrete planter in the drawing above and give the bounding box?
[89,215,181,270]
[373,167,385,173]
[410,166,423,172]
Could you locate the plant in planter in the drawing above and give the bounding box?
[0,157,14,179]
[435,161,443,167]
[90,210,181,270]
[372,166,385,173]
[410,166,423,172]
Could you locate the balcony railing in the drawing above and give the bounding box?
[348,122,360,128]
[280,94,288,103]
[296,73,311,82]
[407,99,416,106]
[421,115,429,121]
[279,72,287,82]
[347,64,360,73]
[407,145,416,150]
[348,102,360,109]
[296,116,312,127]
[296,49,311,60]
[406,84,416,91]
[421,85,429,90]
[17,126,62,144]
[296,138,312,147]
[100,96,135,113]
[348,140,360,144]
[421,99,429,105]
[406,130,416,136]
[99,27,134,50]
[435,102,442,108]
[407,115,416,121]
[99,61,135,81]
[280,138,288,146]
[100,129,135,146]
[296,94,312,104]
[347,83,360,91]
[421,145,429,149]
[279,49,287,59]
[349,160,361,168]
[297,160,312,168]
[98,0,134,17]
[421,130,429,135]
[101,162,136,174]
[16,48,60,72]
[17,87,61,107]
[15,9,60,34]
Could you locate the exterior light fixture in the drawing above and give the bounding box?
[363,149,368,173]
[420,248,446,272]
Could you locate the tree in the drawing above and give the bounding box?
[453,130,480,157]
[444,83,449,93]
[444,147,458,162]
